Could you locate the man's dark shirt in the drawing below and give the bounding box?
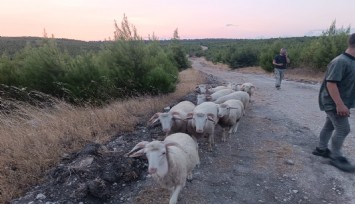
[274,55,288,69]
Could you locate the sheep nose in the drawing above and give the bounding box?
[196,129,203,133]
[149,167,157,174]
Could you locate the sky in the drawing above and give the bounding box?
[1,0,355,41]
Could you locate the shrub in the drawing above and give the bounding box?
[15,41,70,97]
[0,54,20,85]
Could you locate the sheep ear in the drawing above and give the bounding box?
[207,113,215,123]
[164,141,180,148]
[186,112,193,120]
[148,113,161,126]
[128,149,145,157]
[125,141,149,157]
[172,112,182,120]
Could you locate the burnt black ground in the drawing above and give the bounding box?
[11,58,355,204]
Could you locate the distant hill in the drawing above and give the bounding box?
[0,36,108,57]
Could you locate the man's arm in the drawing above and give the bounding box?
[326,82,350,116]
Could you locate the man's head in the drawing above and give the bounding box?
[348,33,355,48]
[280,48,287,56]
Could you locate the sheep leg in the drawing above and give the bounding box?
[207,128,215,151]
[222,128,227,142]
[169,185,182,204]
[208,133,215,151]
[211,129,215,147]
[187,171,193,180]
[228,126,233,139]
[208,134,213,151]
[231,121,240,135]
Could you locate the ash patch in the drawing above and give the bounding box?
[10,90,208,204]
[11,129,151,204]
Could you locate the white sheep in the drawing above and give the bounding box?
[148,101,195,136]
[207,85,228,93]
[196,88,234,105]
[196,94,207,105]
[226,82,242,91]
[195,84,211,94]
[208,88,234,101]
[186,101,219,151]
[217,99,244,142]
[214,91,250,110]
[126,133,200,204]
[240,82,255,98]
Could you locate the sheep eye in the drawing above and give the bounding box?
[162,152,166,155]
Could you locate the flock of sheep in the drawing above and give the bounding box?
[126,82,255,204]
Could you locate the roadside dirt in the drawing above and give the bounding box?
[11,57,355,204]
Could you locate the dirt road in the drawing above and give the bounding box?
[183,57,355,204]
[12,57,355,204]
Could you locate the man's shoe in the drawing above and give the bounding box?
[312,147,331,158]
[275,86,281,90]
[329,156,355,173]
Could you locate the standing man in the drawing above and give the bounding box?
[312,33,355,172]
[273,48,290,89]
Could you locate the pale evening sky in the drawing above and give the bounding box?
[1,0,354,41]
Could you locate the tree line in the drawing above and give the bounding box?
[182,20,351,72]
[0,20,351,105]
[0,15,189,105]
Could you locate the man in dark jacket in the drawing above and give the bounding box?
[272,48,290,89]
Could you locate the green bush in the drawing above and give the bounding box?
[0,15,181,105]
[259,40,283,72]
[0,54,20,85]
[227,47,259,69]
[15,41,69,97]
[301,21,349,71]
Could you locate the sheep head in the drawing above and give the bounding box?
[217,104,229,118]
[127,140,180,177]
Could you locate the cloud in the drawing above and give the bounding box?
[226,24,238,27]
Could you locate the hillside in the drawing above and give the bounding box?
[0,36,106,56]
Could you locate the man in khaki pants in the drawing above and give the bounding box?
[272,48,290,90]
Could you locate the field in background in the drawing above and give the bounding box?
[0,68,204,203]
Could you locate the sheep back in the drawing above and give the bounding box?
[214,91,249,109]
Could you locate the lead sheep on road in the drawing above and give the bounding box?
[148,101,195,136]
[217,99,244,142]
[227,82,242,91]
[186,101,219,151]
[127,133,200,204]
[195,84,209,94]
[240,82,255,99]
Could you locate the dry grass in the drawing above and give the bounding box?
[285,67,324,83]
[0,68,204,203]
